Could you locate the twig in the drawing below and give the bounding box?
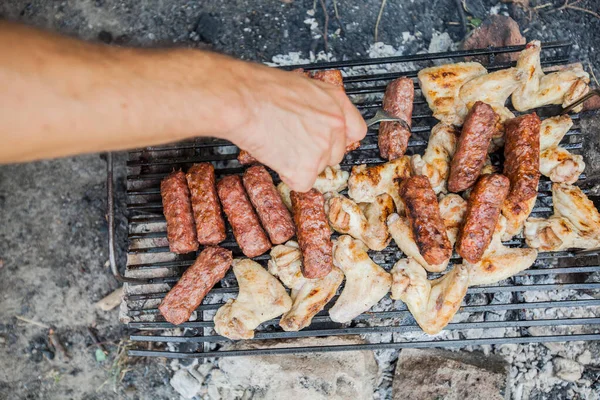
[588,62,599,87]
[332,0,343,31]
[319,0,329,53]
[87,327,108,355]
[48,329,71,362]
[567,4,600,19]
[15,315,50,329]
[454,0,468,36]
[374,0,387,42]
[546,0,600,19]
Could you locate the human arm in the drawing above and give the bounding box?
[0,21,366,191]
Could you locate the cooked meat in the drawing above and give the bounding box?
[213,259,292,340]
[525,183,600,251]
[291,189,333,279]
[328,235,392,323]
[457,174,510,264]
[268,241,344,331]
[379,77,414,160]
[160,170,199,254]
[391,259,469,335]
[448,102,500,193]
[159,246,232,325]
[539,115,585,184]
[327,193,395,251]
[458,67,524,124]
[502,113,541,240]
[237,150,259,165]
[277,164,349,210]
[418,62,487,125]
[186,163,227,245]
[347,156,411,212]
[398,176,453,266]
[411,122,458,194]
[242,165,295,244]
[217,175,271,258]
[388,194,467,272]
[464,215,538,286]
[512,41,589,112]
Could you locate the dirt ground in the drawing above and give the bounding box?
[1,1,599,399]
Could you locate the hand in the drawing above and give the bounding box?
[223,62,367,192]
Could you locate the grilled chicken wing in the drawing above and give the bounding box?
[418,62,487,126]
[391,258,469,335]
[268,242,344,331]
[328,235,392,323]
[326,193,395,251]
[387,194,467,272]
[278,164,349,209]
[539,115,585,184]
[511,41,589,112]
[347,156,411,212]
[459,67,524,124]
[411,123,458,194]
[214,259,292,340]
[464,215,538,286]
[524,183,600,251]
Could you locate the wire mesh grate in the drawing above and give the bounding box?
[116,41,600,358]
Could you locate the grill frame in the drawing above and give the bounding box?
[107,40,600,359]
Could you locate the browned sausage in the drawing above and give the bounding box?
[217,175,271,257]
[160,171,199,254]
[159,246,232,325]
[291,189,333,279]
[186,163,227,245]
[379,77,414,160]
[398,175,452,265]
[237,150,259,165]
[448,101,500,193]
[457,174,510,263]
[503,113,541,209]
[242,165,295,244]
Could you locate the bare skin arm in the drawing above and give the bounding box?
[0,22,366,192]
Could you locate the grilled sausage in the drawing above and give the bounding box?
[503,113,541,210]
[160,171,199,254]
[159,246,232,325]
[379,77,414,160]
[457,174,510,263]
[448,101,500,192]
[217,175,271,257]
[186,163,227,245]
[237,150,259,165]
[291,189,333,279]
[242,165,295,244]
[398,175,452,265]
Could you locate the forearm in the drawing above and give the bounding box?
[0,21,252,163]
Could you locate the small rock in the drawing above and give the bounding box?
[428,32,453,53]
[393,348,509,399]
[461,15,525,64]
[553,357,584,382]
[170,369,202,399]
[577,350,592,365]
[194,13,220,44]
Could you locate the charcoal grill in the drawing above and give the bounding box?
[107,41,600,359]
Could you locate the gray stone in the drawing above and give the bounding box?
[553,357,584,382]
[393,348,509,400]
[212,336,379,400]
[170,369,202,399]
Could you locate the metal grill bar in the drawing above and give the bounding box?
[119,40,600,359]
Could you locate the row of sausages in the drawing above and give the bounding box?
[161,163,333,279]
[404,105,540,266]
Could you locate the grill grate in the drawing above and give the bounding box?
[108,41,600,358]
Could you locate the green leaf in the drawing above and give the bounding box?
[95,348,107,362]
[469,17,482,27]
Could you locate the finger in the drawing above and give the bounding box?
[339,96,368,144]
[328,120,347,167]
[280,169,314,193]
